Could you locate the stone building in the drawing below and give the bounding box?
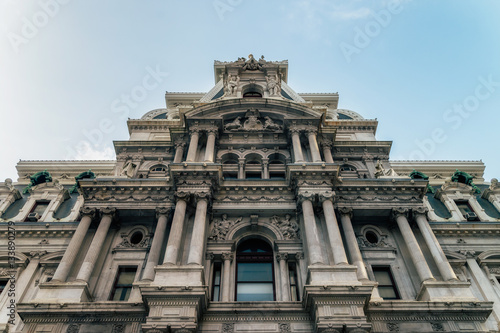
[1,55,500,332]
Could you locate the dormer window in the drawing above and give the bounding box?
[25,200,50,221]
[455,200,479,221]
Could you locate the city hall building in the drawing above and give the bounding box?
[1,55,500,333]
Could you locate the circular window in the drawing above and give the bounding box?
[365,231,379,244]
[130,231,144,245]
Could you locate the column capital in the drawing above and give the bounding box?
[175,141,186,148]
[297,191,315,204]
[194,191,211,202]
[276,252,288,261]
[156,207,171,218]
[321,139,333,148]
[100,207,116,217]
[205,252,215,261]
[175,191,190,202]
[295,252,304,260]
[222,252,234,261]
[412,206,429,219]
[80,207,96,218]
[338,206,353,217]
[392,207,409,219]
[318,191,335,203]
[189,127,201,134]
[206,127,219,135]
[289,127,302,135]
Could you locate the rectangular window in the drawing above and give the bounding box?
[212,262,222,301]
[110,267,136,301]
[372,266,400,300]
[288,262,300,301]
[455,200,478,221]
[236,262,274,301]
[25,200,50,221]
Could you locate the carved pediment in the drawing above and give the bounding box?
[223,109,283,132]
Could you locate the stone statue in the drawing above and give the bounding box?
[266,74,281,96]
[375,160,399,178]
[226,74,240,96]
[263,116,282,131]
[271,214,299,240]
[121,160,137,178]
[209,214,242,241]
[224,116,242,131]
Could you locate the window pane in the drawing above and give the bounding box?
[33,203,49,215]
[117,271,136,285]
[373,270,392,285]
[237,263,273,281]
[214,270,221,285]
[378,287,397,299]
[237,283,274,301]
[213,286,220,301]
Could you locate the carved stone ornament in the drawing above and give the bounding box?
[222,323,234,333]
[209,214,242,241]
[67,323,80,333]
[242,54,263,71]
[431,323,445,331]
[222,252,234,261]
[357,234,392,248]
[112,324,125,333]
[116,232,150,249]
[156,207,170,218]
[490,267,500,275]
[279,323,291,333]
[387,322,400,331]
[276,253,288,261]
[270,214,299,240]
[224,109,282,132]
[225,74,240,96]
[459,249,476,258]
[100,207,116,217]
[30,250,47,259]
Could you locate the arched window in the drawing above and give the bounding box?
[236,239,275,301]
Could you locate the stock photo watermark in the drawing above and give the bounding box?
[65,65,169,160]
[339,0,410,63]
[7,0,71,54]
[402,75,499,161]
[213,0,242,21]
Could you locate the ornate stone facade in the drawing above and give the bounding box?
[1,56,500,332]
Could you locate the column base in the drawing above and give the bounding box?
[307,264,362,286]
[153,264,205,287]
[416,279,478,302]
[31,281,91,303]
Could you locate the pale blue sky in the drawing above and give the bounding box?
[1,0,499,181]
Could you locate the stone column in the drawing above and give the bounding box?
[298,193,324,265]
[186,129,200,162]
[238,158,245,179]
[319,193,348,265]
[290,128,304,163]
[52,207,96,282]
[163,192,190,265]
[277,253,290,301]
[204,128,218,162]
[173,142,185,163]
[413,208,457,281]
[338,207,369,280]
[393,208,434,282]
[221,252,233,302]
[262,158,269,179]
[142,207,170,281]
[187,192,210,265]
[306,129,322,162]
[76,207,115,283]
[321,140,334,163]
